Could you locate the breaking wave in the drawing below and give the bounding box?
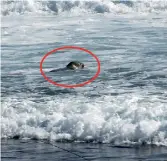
[1,0,167,16]
[1,95,167,146]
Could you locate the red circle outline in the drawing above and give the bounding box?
[40,46,101,88]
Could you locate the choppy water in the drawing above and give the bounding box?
[1,0,167,160]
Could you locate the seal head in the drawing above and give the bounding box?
[66,61,84,70]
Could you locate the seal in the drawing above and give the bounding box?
[50,61,84,72]
[66,61,84,70]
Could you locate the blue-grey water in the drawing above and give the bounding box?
[2,139,167,161]
[1,1,167,161]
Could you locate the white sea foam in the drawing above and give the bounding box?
[1,94,167,145]
[1,0,167,16]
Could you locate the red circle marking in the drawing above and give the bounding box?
[40,46,101,88]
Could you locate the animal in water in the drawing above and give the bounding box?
[66,61,84,70]
[49,61,84,72]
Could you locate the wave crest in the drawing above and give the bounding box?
[2,0,167,16]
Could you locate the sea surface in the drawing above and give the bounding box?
[1,1,167,161]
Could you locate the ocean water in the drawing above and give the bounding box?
[1,0,167,161]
